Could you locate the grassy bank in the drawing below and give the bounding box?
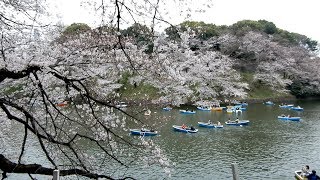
[240,72,295,102]
[116,72,297,105]
[118,83,160,100]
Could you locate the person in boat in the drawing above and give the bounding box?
[235,117,239,123]
[190,126,195,130]
[227,118,231,123]
[208,120,212,124]
[217,121,221,126]
[182,124,187,129]
[301,165,311,177]
[288,114,291,118]
[306,170,320,180]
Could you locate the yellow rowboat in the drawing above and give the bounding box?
[211,107,223,111]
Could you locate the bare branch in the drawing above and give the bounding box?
[0,66,41,83]
[0,154,135,180]
[18,118,28,164]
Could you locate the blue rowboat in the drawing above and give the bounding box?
[242,103,248,107]
[196,106,211,111]
[162,107,172,111]
[198,122,223,128]
[172,125,198,133]
[232,105,243,112]
[234,103,248,107]
[225,120,250,126]
[264,101,274,105]
[291,106,304,111]
[277,116,300,121]
[115,102,128,108]
[130,129,158,136]
[179,110,196,114]
[279,104,294,108]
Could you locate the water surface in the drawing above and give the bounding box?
[3,100,320,179]
[127,100,320,179]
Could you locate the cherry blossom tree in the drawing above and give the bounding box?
[0,0,173,179]
[146,30,249,106]
[215,30,318,95]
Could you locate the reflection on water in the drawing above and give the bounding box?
[3,100,320,179]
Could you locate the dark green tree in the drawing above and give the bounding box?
[179,21,220,40]
[230,20,262,35]
[121,23,152,45]
[165,26,181,41]
[258,20,277,34]
[122,23,153,53]
[304,38,318,51]
[62,23,91,36]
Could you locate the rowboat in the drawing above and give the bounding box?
[279,104,294,108]
[198,122,223,128]
[57,101,68,107]
[130,129,158,136]
[172,125,198,133]
[241,102,248,106]
[226,108,233,113]
[211,107,224,111]
[235,102,248,107]
[227,105,234,109]
[162,107,172,111]
[225,120,250,126]
[240,107,247,111]
[278,116,300,121]
[115,102,128,108]
[179,110,196,114]
[197,106,212,111]
[291,106,304,111]
[294,170,308,180]
[264,101,274,105]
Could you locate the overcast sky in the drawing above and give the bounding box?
[53,0,320,42]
